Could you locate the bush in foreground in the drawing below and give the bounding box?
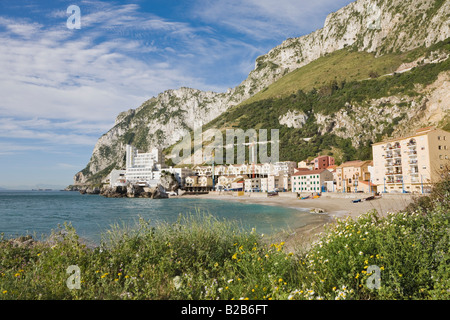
[1,183,449,300]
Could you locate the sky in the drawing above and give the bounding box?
[0,0,354,190]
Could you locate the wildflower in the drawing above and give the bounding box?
[173,276,182,290]
[227,279,233,283]
[232,253,238,260]
[2,290,7,294]
[125,275,129,279]
[118,273,122,276]
[14,273,20,277]
[355,273,360,279]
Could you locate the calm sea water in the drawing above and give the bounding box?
[0,191,324,245]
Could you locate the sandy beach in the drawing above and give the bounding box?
[178,192,417,250]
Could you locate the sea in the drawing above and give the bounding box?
[0,190,326,246]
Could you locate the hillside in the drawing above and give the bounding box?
[73,0,450,185]
[199,39,450,165]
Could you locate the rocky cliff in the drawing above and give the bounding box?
[74,0,450,185]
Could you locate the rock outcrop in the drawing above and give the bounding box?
[100,184,168,199]
[74,0,450,185]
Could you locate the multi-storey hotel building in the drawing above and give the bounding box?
[372,127,449,193]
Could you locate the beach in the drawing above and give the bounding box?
[179,192,416,249]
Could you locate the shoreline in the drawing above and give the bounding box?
[177,192,416,249]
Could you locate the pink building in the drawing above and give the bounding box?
[314,155,335,170]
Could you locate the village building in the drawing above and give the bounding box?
[372,127,450,193]
[291,169,334,193]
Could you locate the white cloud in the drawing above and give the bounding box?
[190,0,355,39]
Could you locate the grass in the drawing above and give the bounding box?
[242,37,450,106]
[243,49,405,105]
[1,179,449,300]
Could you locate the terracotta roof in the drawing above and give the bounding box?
[337,160,371,168]
[372,127,449,146]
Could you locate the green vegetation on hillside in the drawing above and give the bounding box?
[198,38,450,164]
[244,38,450,105]
[1,176,449,300]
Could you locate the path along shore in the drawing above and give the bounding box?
[178,191,417,250]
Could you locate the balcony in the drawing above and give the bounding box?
[387,179,403,184]
[409,159,418,164]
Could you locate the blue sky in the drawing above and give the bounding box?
[0,0,354,189]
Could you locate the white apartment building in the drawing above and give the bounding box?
[125,145,165,186]
[109,169,127,187]
[244,177,262,192]
[273,161,297,175]
[291,169,334,193]
[260,177,269,192]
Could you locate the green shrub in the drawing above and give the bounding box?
[1,181,449,300]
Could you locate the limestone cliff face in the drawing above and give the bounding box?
[315,70,450,146]
[74,0,450,185]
